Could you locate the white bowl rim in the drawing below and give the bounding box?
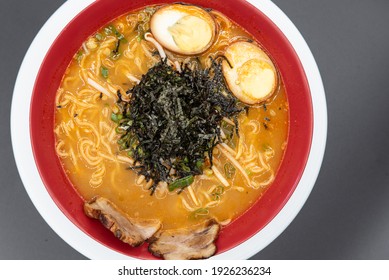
[11,0,327,260]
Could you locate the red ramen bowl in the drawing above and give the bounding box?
[12,0,326,259]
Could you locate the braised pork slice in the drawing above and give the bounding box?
[148,219,220,260]
[84,196,161,247]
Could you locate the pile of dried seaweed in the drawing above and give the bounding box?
[113,59,244,194]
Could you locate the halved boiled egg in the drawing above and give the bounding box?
[150,4,216,55]
[222,41,278,105]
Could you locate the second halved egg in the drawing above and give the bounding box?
[222,41,278,105]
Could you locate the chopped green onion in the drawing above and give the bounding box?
[180,164,191,173]
[189,208,209,219]
[196,160,204,170]
[168,175,194,192]
[75,51,83,63]
[117,138,125,145]
[115,126,125,134]
[111,113,122,123]
[104,26,112,35]
[224,162,236,179]
[101,66,109,79]
[120,143,128,150]
[137,147,144,157]
[211,185,224,200]
[95,33,103,41]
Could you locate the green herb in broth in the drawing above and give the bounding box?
[75,50,83,64]
[224,162,235,179]
[189,208,209,220]
[168,175,195,192]
[101,66,109,79]
[211,186,225,201]
[95,32,103,41]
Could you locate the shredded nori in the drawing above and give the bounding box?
[115,59,244,194]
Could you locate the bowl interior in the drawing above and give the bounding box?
[30,0,312,259]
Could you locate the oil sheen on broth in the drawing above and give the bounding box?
[54,6,288,230]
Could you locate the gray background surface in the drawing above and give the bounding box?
[1,0,388,259]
